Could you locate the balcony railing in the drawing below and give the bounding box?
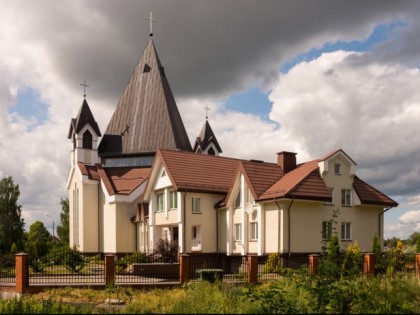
[191,239,201,251]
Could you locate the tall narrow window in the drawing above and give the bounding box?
[341,189,352,206]
[250,222,258,240]
[82,130,92,149]
[322,221,332,240]
[192,197,201,213]
[234,223,242,241]
[156,193,164,212]
[234,190,241,208]
[170,191,178,209]
[326,187,334,205]
[73,186,79,246]
[341,222,352,240]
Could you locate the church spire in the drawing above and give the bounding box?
[193,119,222,156]
[98,39,192,156]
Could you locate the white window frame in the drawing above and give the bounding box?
[322,221,332,240]
[250,222,258,240]
[341,189,352,206]
[169,191,178,209]
[156,193,164,212]
[234,223,242,241]
[341,222,352,241]
[192,197,201,214]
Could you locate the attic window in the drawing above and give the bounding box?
[161,169,166,177]
[208,147,215,155]
[143,64,151,73]
[334,163,341,174]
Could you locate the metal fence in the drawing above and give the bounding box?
[28,249,105,285]
[257,253,310,281]
[0,253,16,284]
[115,252,179,284]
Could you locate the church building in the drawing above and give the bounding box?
[67,32,397,255]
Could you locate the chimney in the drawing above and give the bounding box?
[277,151,297,173]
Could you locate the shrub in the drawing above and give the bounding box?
[154,238,178,263]
[263,253,282,274]
[62,246,86,273]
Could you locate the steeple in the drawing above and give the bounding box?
[98,39,192,157]
[193,120,222,156]
[68,98,101,165]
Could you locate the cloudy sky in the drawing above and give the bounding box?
[1,0,420,240]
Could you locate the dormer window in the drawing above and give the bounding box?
[334,163,341,174]
[82,130,92,149]
[235,190,241,208]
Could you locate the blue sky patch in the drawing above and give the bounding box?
[281,20,407,73]
[10,88,49,128]
[223,87,273,119]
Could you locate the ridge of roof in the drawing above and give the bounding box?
[98,39,192,156]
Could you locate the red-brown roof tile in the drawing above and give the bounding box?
[353,176,398,207]
[78,162,99,180]
[159,150,240,193]
[103,167,150,195]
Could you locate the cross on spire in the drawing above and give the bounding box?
[144,11,158,37]
[203,104,211,120]
[80,80,89,98]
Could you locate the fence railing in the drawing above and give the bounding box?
[2,251,420,294]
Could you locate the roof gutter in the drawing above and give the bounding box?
[378,206,393,243]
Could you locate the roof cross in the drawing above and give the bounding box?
[80,80,89,98]
[203,104,211,120]
[144,11,158,37]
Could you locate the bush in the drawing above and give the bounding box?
[263,253,282,274]
[154,239,178,263]
[62,246,86,273]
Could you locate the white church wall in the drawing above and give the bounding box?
[81,182,99,252]
[115,203,137,253]
[103,202,117,253]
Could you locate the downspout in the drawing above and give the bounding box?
[216,206,219,253]
[98,180,101,253]
[274,198,281,253]
[287,196,295,257]
[183,191,187,253]
[378,207,392,243]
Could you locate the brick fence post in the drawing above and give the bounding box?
[15,253,29,294]
[248,255,258,284]
[309,254,320,275]
[364,252,375,276]
[179,254,190,284]
[416,253,420,279]
[105,254,115,286]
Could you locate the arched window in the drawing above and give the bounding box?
[208,147,215,155]
[82,130,92,149]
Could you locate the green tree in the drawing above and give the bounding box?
[56,198,69,245]
[372,233,386,273]
[25,220,52,258]
[0,176,25,252]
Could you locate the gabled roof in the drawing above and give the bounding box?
[259,160,331,202]
[193,120,222,153]
[353,176,398,207]
[68,99,101,138]
[98,39,192,156]
[158,149,239,193]
[77,162,150,196]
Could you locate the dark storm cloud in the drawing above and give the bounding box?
[18,0,419,108]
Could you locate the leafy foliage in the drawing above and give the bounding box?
[0,176,25,252]
[25,220,52,258]
[154,238,178,263]
[263,253,283,274]
[62,246,86,273]
[56,198,69,245]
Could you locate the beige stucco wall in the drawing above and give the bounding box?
[265,206,280,253]
[184,192,223,253]
[81,182,99,252]
[102,202,117,253]
[217,208,227,252]
[115,202,137,253]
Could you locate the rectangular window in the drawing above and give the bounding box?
[156,193,164,212]
[322,221,332,240]
[192,197,201,213]
[250,222,258,240]
[234,223,242,241]
[341,189,351,206]
[170,191,178,209]
[341,222,352,240]
[326,187,334,204]
[234,191,241,208]
[192,225,201,239]
[334,163,341,174]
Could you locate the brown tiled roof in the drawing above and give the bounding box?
[241,160,283,198]
[259,160,330,201]
[78,162,99,180]
[78,163,150,196]
[353,176,398,207]
[193,120,222,153]
[68,99,101,139]
[319,148,357,165]
[98,39,192,156]
[102,167,150,195]
[159,149,240,193]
